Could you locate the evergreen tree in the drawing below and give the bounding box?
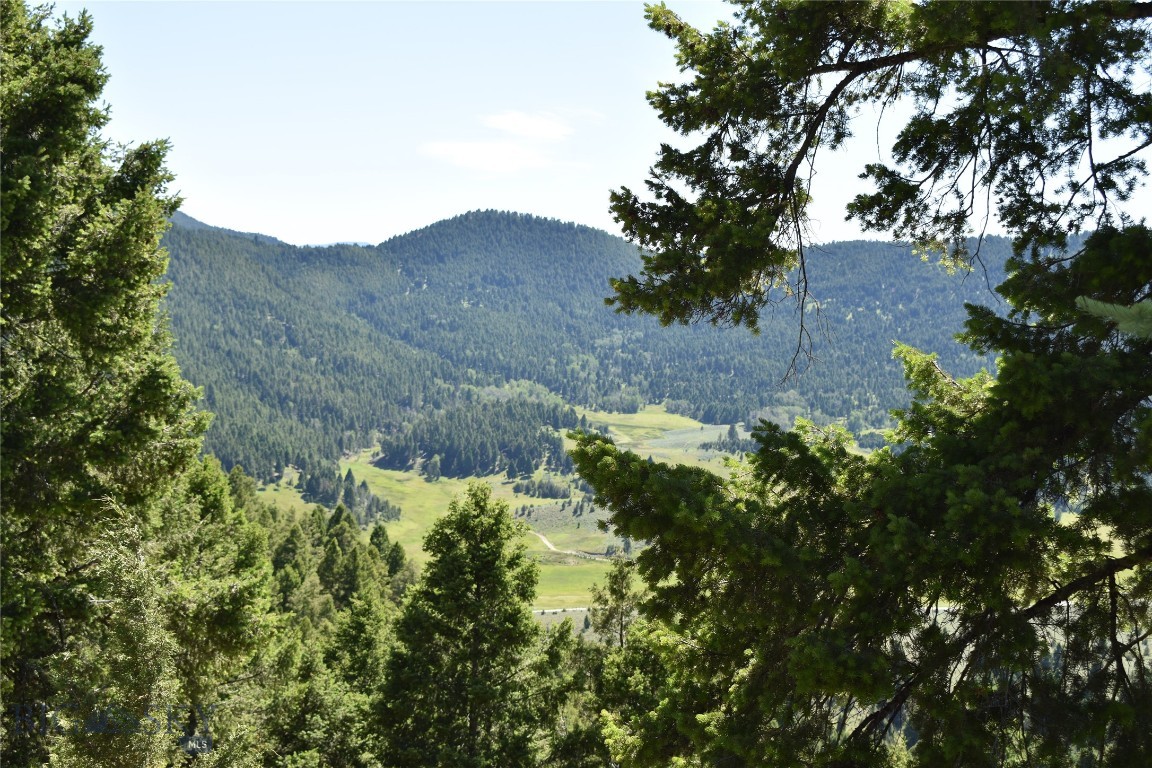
[606,0,1152,332]
[321,594,393,764]
[574,2,1152,765]
[1077,297,1152,339]
[1,2,206,763]
[317,507,388,612]
[152,456,273,765]
[272,523,312,612]
[261,630,375,768]
[378,483,560,768]
[369,523,409,582]
[588,559,640,650]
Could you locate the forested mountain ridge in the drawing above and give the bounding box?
[163,209,1008,484]
[10,2,1148,764]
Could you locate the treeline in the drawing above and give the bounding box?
[513,475,572,499]
[162,212,1009,485]
[266,490,414,616]
[162,222,458,481]
[11,4,1146,766]
[699,424,758,455]
[375,398,580,478]
[299,467,402,525]
[6,445,425,764]
[11,451,654,767]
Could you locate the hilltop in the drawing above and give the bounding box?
[162,209,1006,489]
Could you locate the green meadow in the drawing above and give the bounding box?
[258,404,746,608]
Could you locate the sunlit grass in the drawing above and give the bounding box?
[255,466,310,515]
[328,406,747,606]
[577,403,703,443]
[533,559,612,609]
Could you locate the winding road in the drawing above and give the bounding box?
[528,530,608,561]
[528,531,607,616]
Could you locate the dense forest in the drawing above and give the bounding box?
[4,1,1150,767]
[162,209,1007,488]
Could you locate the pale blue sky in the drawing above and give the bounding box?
[58,1,1150,246]
[56,0,877,245]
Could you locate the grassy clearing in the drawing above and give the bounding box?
[535,607,591,634]
[520,501,621,553]
[646,425,751,473]
[574,405,741,472]
[341,454,509,564]
[337,408,751,607]
[342,450,612,609]
[250,408,748,607]
[539,525,615,553]
[534,560,611,609]
[339,452,617,607]
[255,466,311,515]
[577,403,703,444]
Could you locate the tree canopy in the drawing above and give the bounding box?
[1,1,210,762]
[608,0,1152,331]
[158,211,1013,481]
[574,2,1152,765]
[378,483,569,768]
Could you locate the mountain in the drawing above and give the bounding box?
[161,210,1007,486]
[169,210,285,244]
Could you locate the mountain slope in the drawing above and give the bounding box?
[162,210,1007,483]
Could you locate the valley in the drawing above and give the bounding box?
[164,210,1008,610]
[10,3,1147,762]
[256,404,743,608]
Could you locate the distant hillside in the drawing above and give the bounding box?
[169,210,285,244]
[162,210,1007,485]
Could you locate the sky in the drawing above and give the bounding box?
[57,1,1150,247]
[51,0,875,246]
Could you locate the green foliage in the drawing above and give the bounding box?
[1,2,206,762]
[609,0,1151,330]
[378,483,568,767]
[513,475,574,499]
[152,456,274,763]
[369,522,409,582]
[377,397,578,478]
[162,210,1010,484]
[261,627,382,768]
[540,559,650,766]
[317,507,390,611]
[1077,297,1152,339]
[574,2,1152,765]
[698,422,757,455]
[596,619,695,768]
[588,559,641,650]
[256,495,413,766]
[0,11,413,761]
[8,1,1148,765]
[20,527,180,767]
[573,270,1152,761]
[540,639,614,768]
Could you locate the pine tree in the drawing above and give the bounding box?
[588,558,640,650]
[574,1,1152,764]
[151,458,274,766]
[378,483,557,768]
[2,2,206,762]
